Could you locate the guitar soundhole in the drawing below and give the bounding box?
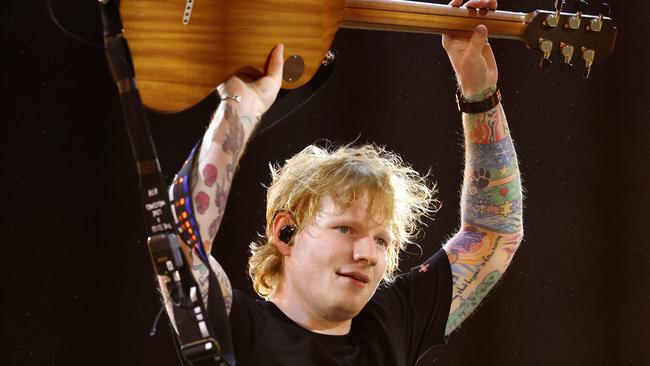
[283,55,304,83]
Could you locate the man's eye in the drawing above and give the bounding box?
[336,226,350,234]
[376,238,387,247]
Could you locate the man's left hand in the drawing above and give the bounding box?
[442,0,498,97]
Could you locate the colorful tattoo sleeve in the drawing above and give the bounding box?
[443,99,524,335]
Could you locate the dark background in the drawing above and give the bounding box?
[3,0,648,365]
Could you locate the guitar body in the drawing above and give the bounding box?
[121,0,344,113]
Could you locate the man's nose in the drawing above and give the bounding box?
[352,236,378,266]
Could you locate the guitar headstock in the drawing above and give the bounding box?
[524,1,617,78]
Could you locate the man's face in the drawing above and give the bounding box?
[282,192,391,323]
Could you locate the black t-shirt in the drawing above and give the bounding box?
[229,248,452,366]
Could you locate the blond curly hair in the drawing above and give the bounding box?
[248,143,438,298]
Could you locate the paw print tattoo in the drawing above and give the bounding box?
[471,168,491,191]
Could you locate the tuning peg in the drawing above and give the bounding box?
[567,0,589,29]
[589,2,610,32]
[538,38,554,69]
[581,47,596,79]
[560,42,575,71]
[545,0,565,27]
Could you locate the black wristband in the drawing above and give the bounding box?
[455,88,502,113]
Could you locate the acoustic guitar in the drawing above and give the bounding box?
[119,0,617,113]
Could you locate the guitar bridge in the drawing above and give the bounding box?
[182,0,195,25]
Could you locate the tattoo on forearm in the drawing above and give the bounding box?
[221,106,251,180]
[195,191,210,215]
[207,179,227,238]
[192,105,256,243]
[221,106,248,154]
[465,106,510,144]
[463,106,522,234]
[444,104,524,335]
[202,163,217,187]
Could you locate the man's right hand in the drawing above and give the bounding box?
[216,44,285,117]
[442,0,498,97]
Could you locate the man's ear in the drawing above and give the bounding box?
[272,211,294,256]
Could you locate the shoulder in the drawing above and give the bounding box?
[231,290,268,318]
[376,248,452,300]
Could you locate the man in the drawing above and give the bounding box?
[159,0,523,364]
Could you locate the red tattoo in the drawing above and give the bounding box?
[501,232,522,262]
[195,191,210,215]
[468,110,508,144]
[502,246,516,262]
[202,164,217,187]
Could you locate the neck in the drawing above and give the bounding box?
[342,0,530,41]
[271,286,352,336]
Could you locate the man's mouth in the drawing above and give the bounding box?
[336,271,369,285]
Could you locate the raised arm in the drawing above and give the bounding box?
[159,44,284,317]
[193,44,284,255]
[441,0,524,335]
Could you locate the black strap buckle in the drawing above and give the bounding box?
[181,338,224,364]
[147,233,183,276]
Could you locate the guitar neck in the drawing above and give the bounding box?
[342,0,532,42]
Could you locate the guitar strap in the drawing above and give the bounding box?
[99,1,234,365]
[168,143,236,365]
[97,1,337,365]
